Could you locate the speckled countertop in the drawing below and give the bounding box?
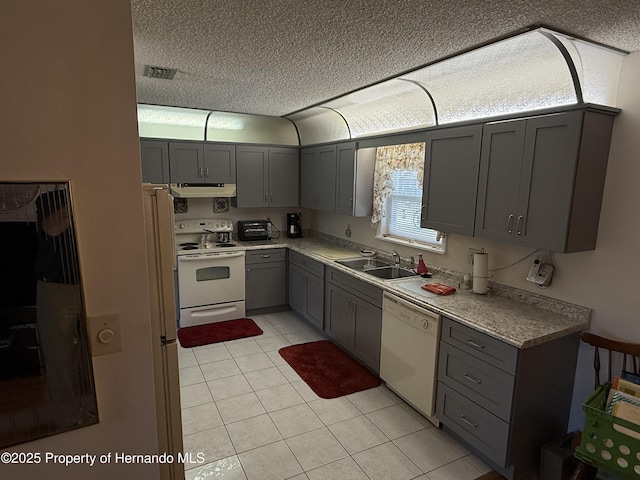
[236,236,590,349]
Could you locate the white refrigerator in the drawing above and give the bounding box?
[142,184,184,480]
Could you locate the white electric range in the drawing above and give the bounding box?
[175,219,246,328]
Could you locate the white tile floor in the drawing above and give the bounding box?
[178,311,492,480]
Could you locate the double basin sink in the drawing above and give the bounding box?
[335,257,416,280]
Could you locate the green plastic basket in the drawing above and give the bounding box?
[575,383,640,479]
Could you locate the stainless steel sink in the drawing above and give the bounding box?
[364,266,417,279]
[335,258,417,280]
[335,258,392,270]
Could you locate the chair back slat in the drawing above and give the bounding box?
[581,332,640,389]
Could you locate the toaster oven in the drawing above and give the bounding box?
[237,220,270,241]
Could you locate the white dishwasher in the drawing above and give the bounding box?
[380,292,441,426]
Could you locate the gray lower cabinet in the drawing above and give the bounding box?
[233,146,299,208]
[140,140,170,183]
[420,124,483,236]
[288,251,324,330]
[436,317,580,479]
[474,108,615,252]
[325,267,382,373]
[245,249,287,311]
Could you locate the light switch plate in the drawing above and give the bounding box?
[89,313,122,356]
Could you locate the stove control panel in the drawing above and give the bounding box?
[175,218,233,233]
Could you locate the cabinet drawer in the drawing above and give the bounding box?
[437,382,509,467]
[326,267,382,308]
[289,251,324,278]
[438,342,514,421]
[441,317,518,375]
[245,248,286,265]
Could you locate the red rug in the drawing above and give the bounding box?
[177,318,262,348]
[279,340,381,399]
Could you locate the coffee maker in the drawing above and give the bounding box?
[286,213,302,238]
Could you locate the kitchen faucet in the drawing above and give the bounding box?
[392,250,400,266]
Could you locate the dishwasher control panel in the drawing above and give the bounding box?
[382,294,439,335]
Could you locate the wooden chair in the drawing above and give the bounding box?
[569,332,640,480]
[581,331,640,389]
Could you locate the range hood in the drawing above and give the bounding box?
[169,183,236,198]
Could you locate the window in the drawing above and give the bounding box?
[372,143,444,252]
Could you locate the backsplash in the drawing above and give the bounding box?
[309,230,591,322]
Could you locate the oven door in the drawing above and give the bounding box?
[177,251,245,309]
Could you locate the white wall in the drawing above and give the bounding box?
[313,51,640,430]
[1,1,160,478]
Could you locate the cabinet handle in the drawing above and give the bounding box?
[463,373,482,384]
[507,214,514,234]
[270,193,273,203]
[261,254,271,259]
[466,338,486,350]
[198,167,203,178]
[516,215,523,235]
[246,268,250,279]
[349,197,353,208]
[460,415,478,428]
[264,193,268,204]
[205,167,209,178]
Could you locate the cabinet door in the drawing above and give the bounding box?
[169,142,204,184]
[289,263,307,315]
[421,125,482,236]
[235,146,268,208]
[325,285,354,350]
[474,121,526,243]
[300,147,318,208]
[306,273,324,330]
[335,142,356,215]
[317,145,337,212]
[204,144,236,184]
[515,112,582,250]
[353,299,382,373]
[140,140,170,184]
[246,262,286,310]
[268,147,299,207]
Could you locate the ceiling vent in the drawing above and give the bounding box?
[143,65,177,80]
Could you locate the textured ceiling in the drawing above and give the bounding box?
[131,0,640,117]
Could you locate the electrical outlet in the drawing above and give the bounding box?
[468,248,482,265]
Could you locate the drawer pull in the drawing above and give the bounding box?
[463,373,482,384]
[261,255,271,258]
[460,415,478,428]
[466,339,486,350]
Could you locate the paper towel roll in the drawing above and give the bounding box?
[473,252,489,294]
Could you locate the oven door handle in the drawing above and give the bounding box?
[178,251,245,261]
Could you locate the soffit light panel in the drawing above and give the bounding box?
[289,27,625,144]
[322,79,436,138]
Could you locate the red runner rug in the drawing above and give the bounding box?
[177,318,262,348]
[279,340,381,399]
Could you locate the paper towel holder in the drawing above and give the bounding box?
[472,249,491,295]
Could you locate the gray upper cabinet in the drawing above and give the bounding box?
[474,109,615,252]
[301,142,374,216]
[335,142,375,217]
[420,125,482,236]
[233,146,299,208]
[204,144,236,184]
[268,147,299,207]
[301,145,337,212]
[169,142,204,183]
[140,140,170,184]
[169,141,236,184]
